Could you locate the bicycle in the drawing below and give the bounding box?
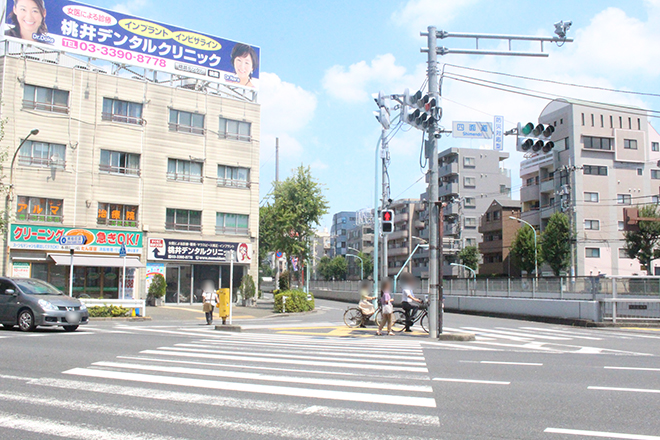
[343,306,405,332]
[392,302,429,333]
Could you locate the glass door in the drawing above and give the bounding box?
[165,267,180,303]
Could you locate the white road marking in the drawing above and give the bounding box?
[604,366,660,372]
[32,377,440,427]
[63,368,437,407]
[545,427,660,439]
[493,327,573,340]
[0,391,431,440]
[92,361,433,393]
[197,338,425,355]
[142,348,429,372]
[0,410,183,440]
[520,327,604,340]
[480,361,543,366]
[432,378,510,385]
[589,386,660,394]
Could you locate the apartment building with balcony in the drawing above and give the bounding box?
[479,200,521,277]
[384,199,426,279]
[422,147,512,277]
[330,211,356,257]
[346,224,374,279]
[519,99,660,276]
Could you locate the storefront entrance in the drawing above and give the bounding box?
[165,266,192,304]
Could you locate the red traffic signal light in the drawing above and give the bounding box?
[382,210,394,234]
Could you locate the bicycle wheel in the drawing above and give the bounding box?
[420,312,429,333]
[374,309,382,327]
[391,311,406,332]
[343,308,363,328]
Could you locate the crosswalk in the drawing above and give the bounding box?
[431,325,659,355]
[0,331,442,439]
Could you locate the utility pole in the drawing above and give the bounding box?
[422,26,441,338]
[372,130,385,300]
[382,143,390,281]
[275,137,279,183]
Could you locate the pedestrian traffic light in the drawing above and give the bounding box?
[516,122,555,153]
[381,210,394,234]
[374,106,391,130]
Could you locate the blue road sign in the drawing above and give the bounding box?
[58,235,85,246]
[276,251,283,259]
[493,115,504,151]
[119,244,127,258]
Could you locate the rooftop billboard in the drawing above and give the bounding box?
[1,0,260,89]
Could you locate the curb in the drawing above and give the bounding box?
[265,309,319,319]
[89,317,152,322]
[214,324,242,332]
[437,332,476,341]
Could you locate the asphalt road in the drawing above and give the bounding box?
[0,298,659,440]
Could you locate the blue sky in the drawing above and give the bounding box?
[89,0,660,229]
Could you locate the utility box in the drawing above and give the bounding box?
[217,288,230,323]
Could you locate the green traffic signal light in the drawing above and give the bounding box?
[521,122,534,136]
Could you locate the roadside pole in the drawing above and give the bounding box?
[119,243,127,300]
[69,248,74,297]
[372,131,384,301]
[229,250,234,325]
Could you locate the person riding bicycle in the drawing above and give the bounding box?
[401,273,422,332]
[357,281,376,327]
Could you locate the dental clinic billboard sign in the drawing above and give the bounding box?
[1,0,260,89]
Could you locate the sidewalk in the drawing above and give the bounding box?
[144,297,276,322]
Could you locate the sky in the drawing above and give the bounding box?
[88,0,660,229]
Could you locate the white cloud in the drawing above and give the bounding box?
[392,0,480,35]
[259,72,317,159]
[310,159,329,171]
[322,54,422,103]
[112,0,149,14]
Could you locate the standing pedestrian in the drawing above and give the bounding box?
[377,279,395,336]
[201,281,219,325]
[401,273,422,332]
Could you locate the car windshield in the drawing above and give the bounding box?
[14,279,63,296]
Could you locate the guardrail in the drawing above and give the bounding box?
[79,299,146,317]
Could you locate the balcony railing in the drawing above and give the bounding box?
[215,226,249,236]
[217,178,250,189]
[18,157,65,169]
[101,112,145,125]
[23,99,69,114]
[168,122,205,135]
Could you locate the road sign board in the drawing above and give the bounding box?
[58,235,85,246]
[119,244,127,258]
[276,251,283,259]
[452,121,493,139]
[493,115,504,151]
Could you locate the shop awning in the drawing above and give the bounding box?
[49,254,145,268]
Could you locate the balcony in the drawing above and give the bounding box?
[443,223,459,236]
[394,213,408,224]
[438,182,460,197]
[439,161,459,176]
[540,177,555,194]
[521,210,540,227]
[521,184,539,202]
[414,220,425,230]
[388,247,410,257]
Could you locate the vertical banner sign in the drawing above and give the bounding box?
[493,115,504,151]
[1,0,260,89]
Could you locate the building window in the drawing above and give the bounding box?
[23,84,69,113]
[100,150,140,176]
[609,115,613,128]
[584,192,599,203]
[618,221,624,231]
[464,217,477,228]
[464,197,476,208]
[465,238,477,247]
[216,213,249,235]
[102,98,143,125]
[581,113,585,126]
[169,109,205,134]
[618,248,629,259]
[583,165,608,176]
[464,176,476,188]
[493,210,501,220]
[585,248,601,258]
[591,114,595,127]
[584,219,600,230]
[217,165,250,188]
[97,203,138,228]
[637,168,643,176]
[16,196,62,223]
[463,157,476,167]
[600,115,604,128]
[583,136,612,150]
[18,141,66,169]
[628,117,632,129]
[652,170,660,180]
[166,208,202,232]
[652,142,660,152]
[219,117,251,141]
[624,139,638,150]
[617,194,632,205]
[167,159,203,183]
[653,196,660,204]
[500,185,510,195]
[638,118,641,130]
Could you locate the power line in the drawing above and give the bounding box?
[443,63,660,99]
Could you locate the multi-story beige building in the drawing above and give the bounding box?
[520,99,660,276]
[479,200,521,277]
[0,42,260,301]
[385,198,426,279]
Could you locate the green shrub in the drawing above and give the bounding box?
[148,274,166,298]
[273,289,315,313]
[279,271,290,291]
[88,305,130,317]
[239,274,256,300]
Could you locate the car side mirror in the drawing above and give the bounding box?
[5,289,16,296]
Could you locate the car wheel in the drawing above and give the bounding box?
[63,325,79,332]
[17,310,35,332]
[2,324,15,329]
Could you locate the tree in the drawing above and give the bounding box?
[357,251,374,278]
[624,205,660,273]
[329,256,348,280]
[540,212,571,276]
[260,166,329,285]
[458,246,479,272]
[317,256,333,280]
[510,226,541,276]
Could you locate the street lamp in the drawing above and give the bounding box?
[393,243,429,293]
[346,253,364,280]
[451,263,476,295]
[510,216,538,279]
[3,128,40,276]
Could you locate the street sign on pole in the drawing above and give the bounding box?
[59,235,85,246]
[119,244,127,258]
[493,115,504,151]
[119,244,127,299]
[452,121,493,139]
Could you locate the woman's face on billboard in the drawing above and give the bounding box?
[233,54,253,84]
[14,0,44,39]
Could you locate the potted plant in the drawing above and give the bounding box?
[239,274,256,307]
[148,273,166,306]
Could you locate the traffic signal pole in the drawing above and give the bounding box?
[372,129,385,300]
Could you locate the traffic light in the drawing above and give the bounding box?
[516,122,555,153]
[381,210,394,234]
[402,88,440,131]
[372,91,391,130]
